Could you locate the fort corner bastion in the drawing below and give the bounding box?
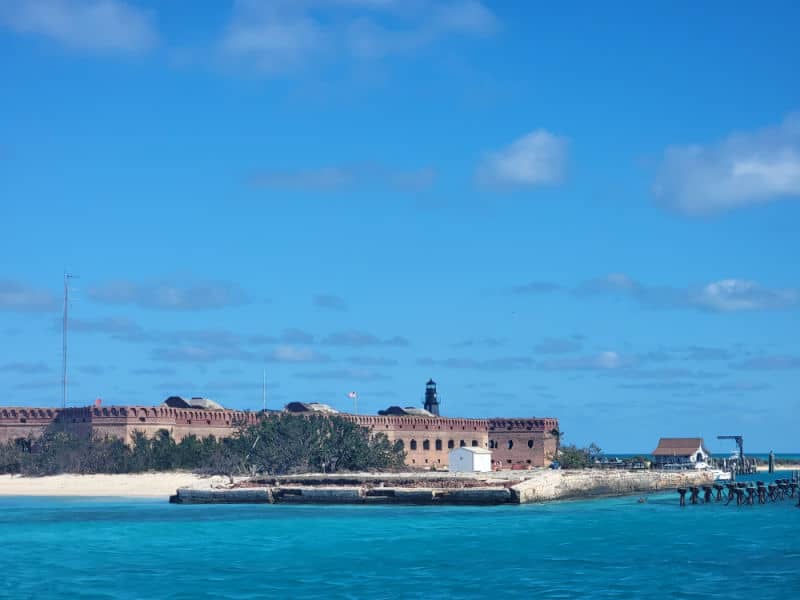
[0,381,559,470]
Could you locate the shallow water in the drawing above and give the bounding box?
[1,473,798,599]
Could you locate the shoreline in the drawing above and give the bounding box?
[2,468,797,501]
[0,473,240,498]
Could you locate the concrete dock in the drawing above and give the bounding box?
[170,469,714,505]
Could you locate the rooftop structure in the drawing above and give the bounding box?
[284,402,339,415]
[163,396,225,411]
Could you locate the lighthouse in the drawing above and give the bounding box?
[423,379,440,416]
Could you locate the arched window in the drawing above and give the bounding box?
[397,440,405,450]
[471,440,478,447]
[435,439,442,451]
[410,439,417,450]
[423,439,430,450]
[460,440,466,447]
[528,439,534,449]
[507,440,514,449]
[448,440,454,449]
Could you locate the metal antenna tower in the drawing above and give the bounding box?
[61,273,76,409]
[262,368,267,412]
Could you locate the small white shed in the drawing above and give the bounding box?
[448,447,492,473]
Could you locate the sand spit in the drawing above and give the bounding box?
[0,473,242,497]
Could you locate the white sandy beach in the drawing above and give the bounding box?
[756,464,800,473]
[0,472,241,497]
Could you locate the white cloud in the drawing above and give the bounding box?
[322,330,409,346]
[476,130,568,188]
[0,0,158,54]
[219,0,497,73]
[654,114,800,215]
[541,351,636,371]
[690,279,798,312]
[87,279,249,311]
[578,273,798,313]
[269,345,330,363]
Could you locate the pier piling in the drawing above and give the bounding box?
[713,484,723,501]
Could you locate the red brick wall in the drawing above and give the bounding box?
[488,418,559,468]
[0,406,558,469]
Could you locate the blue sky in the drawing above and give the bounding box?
[1,0,799,452]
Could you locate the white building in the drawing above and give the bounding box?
[448,447,492,473]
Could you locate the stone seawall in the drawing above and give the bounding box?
[170,469,714,505]
[511,469,715,503]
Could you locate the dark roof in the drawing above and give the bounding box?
[163,396,191,409]
[652,437,707,456]
[284,402,339,414]
[378,406,435,417]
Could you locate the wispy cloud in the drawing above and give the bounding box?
[476,129,568,188]
[69,316,141,335]
[219,0,497,73]
[131,367,176,376]
[87,278,249,311]
[0,279,59,312]
[151,345,255,364]
[417,356,534,370]
[539,351,636,371]
[682,345,734,361]
[322,330,408,347]
[347,356,398,367]
[510,281,562,295]
[313,294,348,312]
[14,377,62,390]
[654,113,800,216]
[533,336,582,354]
[249,328,315,345]
[602,367,723,381]
[575,273,798,313]
[451,337,504,348]
[249,329,311,345]
[248,164,436,192]
[295,368,390,381]
[0,0,158,54]
[620,380,770,396]
[267,345,331,363]
[730,355,800,371]
[0,361,51,374]
[77,364,111,375]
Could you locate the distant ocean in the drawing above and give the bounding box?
[613,453,800,462]
[1,472,799,599]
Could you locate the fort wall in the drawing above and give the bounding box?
[0,406,558,468]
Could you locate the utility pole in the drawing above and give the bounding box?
[61,273,75,409]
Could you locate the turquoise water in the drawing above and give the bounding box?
[1,473,799,599]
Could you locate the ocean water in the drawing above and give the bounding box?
[1,473,798,600]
